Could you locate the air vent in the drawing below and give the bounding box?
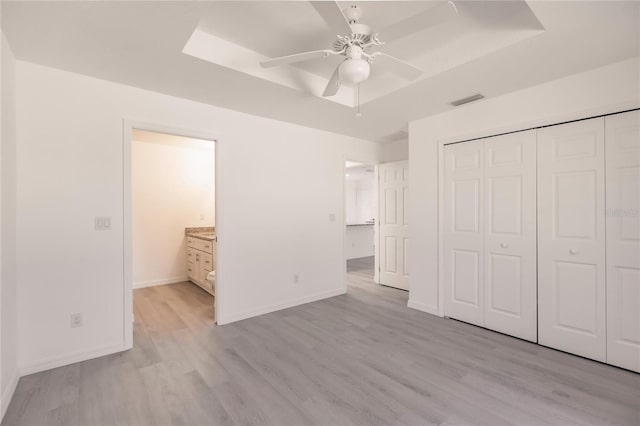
[451,94,484,107]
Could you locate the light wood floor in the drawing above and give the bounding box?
[3,257,639,425]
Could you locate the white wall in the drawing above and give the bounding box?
[1,31,18,420]
[345,177,375,224]
[408,56,640,316]
[345,226,375,260]
[132,134,214,288]
[345,173,375,259]
[15,61,381,374]
[380,138,408,162]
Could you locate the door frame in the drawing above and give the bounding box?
[123,119,221,349]
[343,157,380,290]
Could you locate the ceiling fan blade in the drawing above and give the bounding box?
[310,1,353,36]
[380,1,458,42]
[374,53,423,80]
[260,49,335,68]
[322,66,341,97]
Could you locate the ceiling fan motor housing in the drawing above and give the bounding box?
[343,5,363,23]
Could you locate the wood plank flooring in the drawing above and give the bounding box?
[3,257,639,425]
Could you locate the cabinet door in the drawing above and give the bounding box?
[187,261,196,280]
[606,111,640,372]
[379,161,409,290]
[537,118,606,362]
[484,131,537,342]
[444,140,485,326]
[193,251,202,284]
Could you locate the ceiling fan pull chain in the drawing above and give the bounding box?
[356,84,362,118]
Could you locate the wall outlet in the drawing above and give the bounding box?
[328,213,336,222]
[200,213,205,220]
[70,312,83,328]
[293,274,299,284]
[95,216,112,230]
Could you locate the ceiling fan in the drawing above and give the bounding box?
[260,1,458,98]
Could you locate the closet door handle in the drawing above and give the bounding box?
[569,249,579,255]
[500,243,508,248]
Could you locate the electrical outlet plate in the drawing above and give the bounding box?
[293,274,299,284]
[71,312,82,328]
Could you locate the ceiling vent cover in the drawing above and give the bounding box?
[451,93,484,107]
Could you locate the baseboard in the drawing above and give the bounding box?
[1,369,19,422]
[133,276,188,289]
[407,299,441,316]
[218,288,346,325]
[19,342,127,377]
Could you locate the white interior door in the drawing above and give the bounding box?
[537,118,606,362]
[606,110,640,372]
[378,161,409,290]
[484,131,537,342]
[444,140,485,326]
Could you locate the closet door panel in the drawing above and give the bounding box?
[484,131,537,342]
[444,140,485,326]
[606,110,640,372]
[537,118,606,362]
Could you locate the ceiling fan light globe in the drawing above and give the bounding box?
[339,58,370,84]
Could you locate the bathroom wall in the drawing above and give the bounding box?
[132,130,215,288]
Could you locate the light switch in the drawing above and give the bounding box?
[329,213,336,222]
[95,216,112,230]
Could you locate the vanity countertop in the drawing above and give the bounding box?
[185,227,215,241]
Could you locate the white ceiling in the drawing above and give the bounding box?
[346,164,375,181]
[2,1,639,142]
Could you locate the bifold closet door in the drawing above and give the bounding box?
[537,117,606,362]
[484,131,537,342]
[444,140,485,325]
[605,110,640,372]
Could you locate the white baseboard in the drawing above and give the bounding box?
[133,276,188,289]
[407,299,441,317]
[1,369,19,422]
[19,342,127,377]
[217,287,346,325]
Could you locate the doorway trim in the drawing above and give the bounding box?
[123,119,220,349]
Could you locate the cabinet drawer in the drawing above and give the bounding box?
[187,236,197,249]
[201,253,214,269]
[187,237,214,254]
[187,247,195,262]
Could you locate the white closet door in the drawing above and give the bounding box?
[444,140,485,325]
[537,118,606,362]
[484,131,537,342]
[606,111,640,372]
[379,161,409,290]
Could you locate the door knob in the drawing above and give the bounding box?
[569,249,579,255]
[500,243,508,248]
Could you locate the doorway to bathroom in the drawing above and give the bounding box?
[124,122,219,351]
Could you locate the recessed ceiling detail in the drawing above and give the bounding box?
[183,1,546,109]
[4,1,638,142]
